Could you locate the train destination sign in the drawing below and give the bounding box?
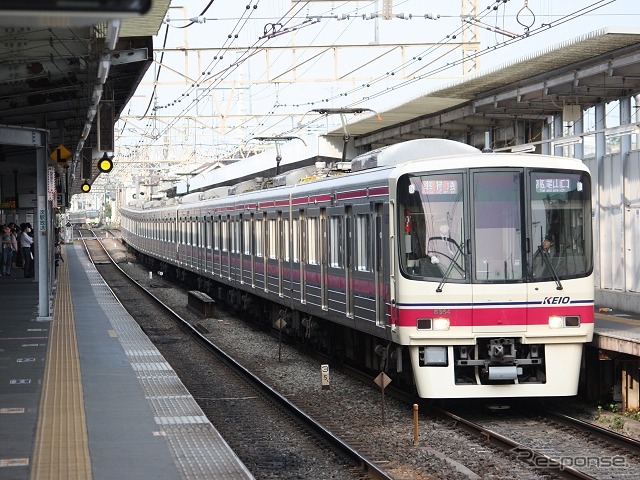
[422,179,459,195]
[535,178,572,193]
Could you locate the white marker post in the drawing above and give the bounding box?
[321,364,330,390]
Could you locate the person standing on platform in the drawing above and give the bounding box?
[1,225,12,276]
[9,226,18,272]
[19,224,34,278]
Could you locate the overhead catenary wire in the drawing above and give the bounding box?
[122,0,621,163]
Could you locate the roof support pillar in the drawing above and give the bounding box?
[541,118,551,156]
[573,109,584,160]
[620,96,632,155]
[553,113,564,157]
[620,95,633,295]
[36,146,52,319]
[593,100,606,290]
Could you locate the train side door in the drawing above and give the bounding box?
[299,210,306,304]
[288,210,302,303]
[207,216,212,274]
[345,205,354,318]
[328,206,348,316]
[197,215,203,271]
[213,217,220,278]
[320,208,328,310]
[225,215,232,280]
[277,211,283,297]
[374,203,385,326]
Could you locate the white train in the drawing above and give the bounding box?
[121,139,594,398]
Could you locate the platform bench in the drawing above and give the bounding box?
[187,290,216,317]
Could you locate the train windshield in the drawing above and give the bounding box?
[397,168,592,283]
[398,173,466,280]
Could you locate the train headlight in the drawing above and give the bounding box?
[432,318,450,331]
[416,317,450,331]
[548,315,581,328]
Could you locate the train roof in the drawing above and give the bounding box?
[122,139,589,213]
[351,139,480,172]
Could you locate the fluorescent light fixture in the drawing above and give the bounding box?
[92,84,103,103]
[511,144,536,153]
[554,136,582,147]
[97,57,110,84]
[105,19,121,50]
[605,124,640,138]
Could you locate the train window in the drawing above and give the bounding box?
[329,216,343,268]
[283,218,290,261]
[221,218,229,252]
[243,218,251,255]
[528,170,592,280]
[473,171,521,281]
[398,173,465,280]
[205,218,211,249]
[307,217,319,265]
[229,218,236,253]
[255,218,264,257]
[213,220,220,251]
[355,214,370,271]
[269,218,278,259]
[292,218,299,263]
[232,218,240,253]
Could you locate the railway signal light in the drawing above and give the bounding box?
[98,152,113,173]
[81,180,91,193]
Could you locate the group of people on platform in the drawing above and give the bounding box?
[0,223,34,277]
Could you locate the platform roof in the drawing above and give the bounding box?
[0,1,169,199]
[329,27,640,149]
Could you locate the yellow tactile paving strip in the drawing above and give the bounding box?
[30,246,92,480]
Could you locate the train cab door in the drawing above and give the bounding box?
[470,169,528,333]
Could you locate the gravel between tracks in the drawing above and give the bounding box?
[104,238,559,480]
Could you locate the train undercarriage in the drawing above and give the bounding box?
[132,248,417,393]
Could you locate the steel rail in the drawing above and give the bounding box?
[82,231,395,480]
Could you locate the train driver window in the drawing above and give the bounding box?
[397,173,465,280]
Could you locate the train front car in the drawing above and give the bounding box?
[392,149,594,398]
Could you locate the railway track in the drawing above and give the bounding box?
[75,228,392,480]
[75,228,640,479]
[433,403,640,480]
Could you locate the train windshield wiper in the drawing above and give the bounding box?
[436,241,465,293]
[538,246,563,290]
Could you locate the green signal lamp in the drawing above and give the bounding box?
[98,152,114,173]
[81,180,91,193]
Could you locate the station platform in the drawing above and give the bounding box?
[593,309,640,357]
[0,244,253,480]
